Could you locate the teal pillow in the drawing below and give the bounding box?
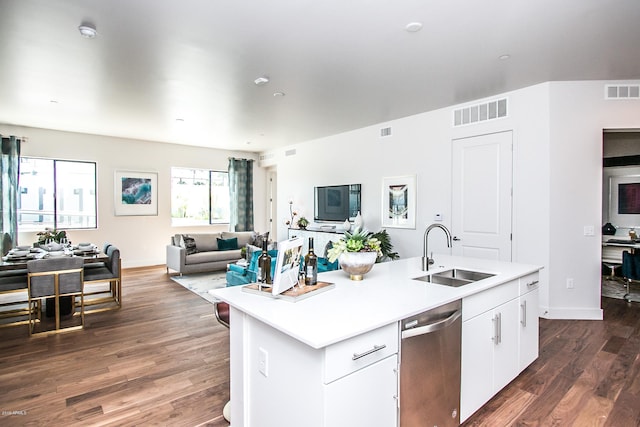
[217,237,238,251]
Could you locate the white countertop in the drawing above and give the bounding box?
[210,255,541,349]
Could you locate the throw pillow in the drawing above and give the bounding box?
[181,235,198,255]
[217,237,238,251]
[252,231,270,248]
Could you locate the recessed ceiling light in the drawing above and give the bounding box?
[499,54,511,60]
[175,118,185,122]
[49,100,59,104]
[273,92,285,97]
[405,22,423,33]
[78,23,97,38]
[254,76,270,86]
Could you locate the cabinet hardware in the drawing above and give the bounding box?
[521,300,527,327]
[526,280,539,287]
[352,344,386,360]
[492,313,502,344]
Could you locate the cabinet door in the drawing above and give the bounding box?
[492,298,520,391]
[324,355,398,427]
[460,311,494,421]
[519,288,539,370]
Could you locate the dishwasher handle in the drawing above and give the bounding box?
[401,310,461,339]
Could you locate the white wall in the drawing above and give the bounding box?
[0,124,268,268]
[269,79,640,320]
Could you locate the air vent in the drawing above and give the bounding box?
[453,98,507,127]
[605,84,640,99]
[259,152,275,161]
[380,127,392,137]
[285,149,297,157]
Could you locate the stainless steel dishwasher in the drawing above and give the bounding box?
[400,299,462,427]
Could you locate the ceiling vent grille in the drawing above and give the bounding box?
[380,127,392,137]
[453,98,507,127]
[285,149,297,157]
[605,84,640,99]
[259,152,275,161]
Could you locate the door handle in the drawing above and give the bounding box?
[452,236,461,241]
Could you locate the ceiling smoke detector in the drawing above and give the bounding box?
[78,23,97,38]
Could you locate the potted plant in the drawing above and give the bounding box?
[327,227,382,280]
[297,216,309,229]
[36,228,67,245]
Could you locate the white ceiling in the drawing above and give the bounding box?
[1,0,639,152]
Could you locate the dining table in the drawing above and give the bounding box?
[0,245,108,271]
[1,244,109,317]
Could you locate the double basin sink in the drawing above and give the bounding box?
[413,268,495,287]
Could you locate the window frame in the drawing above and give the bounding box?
[18,156,98,231]
[170,167,230,227]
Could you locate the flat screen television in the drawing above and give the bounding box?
[314,184,361,222]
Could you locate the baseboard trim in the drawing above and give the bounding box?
[539,305,603,320]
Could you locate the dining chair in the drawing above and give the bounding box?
[214,300,231,422]
[27,257,85,336]
[0,269,29,328]
[83,245,122,312]
[621,250,640,303]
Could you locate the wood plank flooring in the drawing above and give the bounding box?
[462,296,640,427]
[0,266,638,426]
[0,266,230,427]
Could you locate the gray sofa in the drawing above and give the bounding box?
[166,231,263,275]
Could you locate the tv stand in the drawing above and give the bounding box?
[288,228,343,255]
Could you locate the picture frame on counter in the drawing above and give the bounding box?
[382,174,416,229]
[114,170,158,216]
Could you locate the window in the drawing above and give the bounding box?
[18,157,97,231]
[171,167,229,226]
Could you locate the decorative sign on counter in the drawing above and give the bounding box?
[242,281,335,302]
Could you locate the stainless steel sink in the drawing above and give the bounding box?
[412,268,495,287]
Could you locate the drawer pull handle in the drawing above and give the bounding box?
[352,344,386,360]
[527,280,539,287]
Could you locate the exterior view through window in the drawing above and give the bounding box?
[171,167,229,226]
[18,157,97,231]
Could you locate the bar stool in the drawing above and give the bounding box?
[214,301,231,423]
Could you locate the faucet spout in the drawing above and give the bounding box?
[422,224,452,271]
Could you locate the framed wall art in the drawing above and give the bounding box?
[381,174,416,229]
[114,170,158,216]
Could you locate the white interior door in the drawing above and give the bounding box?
[451,131,513,261]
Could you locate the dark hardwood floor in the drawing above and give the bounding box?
[0,266,231,427]
[1,266,639,426]
[463,296,640,427]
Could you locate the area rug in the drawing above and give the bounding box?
[170,272,227,304]
[602,278,640,301]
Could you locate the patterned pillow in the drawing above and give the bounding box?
[252,231,270,249]
[217,237,238,251]
[181,235,198,255]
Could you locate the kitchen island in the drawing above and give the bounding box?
[211,255,541,427]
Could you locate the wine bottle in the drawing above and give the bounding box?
[258,240,272,284]
[304,237,318,286]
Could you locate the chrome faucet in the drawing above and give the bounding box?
[422,224,452,271]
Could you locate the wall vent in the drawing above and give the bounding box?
[453,98,508,127]
[605,84,640,99]
[259,152,275,161]
[380,126,392,137]
[285,149,297,157]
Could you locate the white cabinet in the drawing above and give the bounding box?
[519,273,540,370]
[461,287,519,421]
[324,355,398,427]
[460,272,540,422]
[239,316,399,427]
[288,228,342,256]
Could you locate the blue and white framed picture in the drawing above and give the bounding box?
[114,170,158,216]
[382,174,416,229]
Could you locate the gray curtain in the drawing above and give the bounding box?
[228,157,254,232]
[1,135,21,255]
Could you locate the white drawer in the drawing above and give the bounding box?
[323,322,398,384]
[519,272,539,295]
[462,279,519,321]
